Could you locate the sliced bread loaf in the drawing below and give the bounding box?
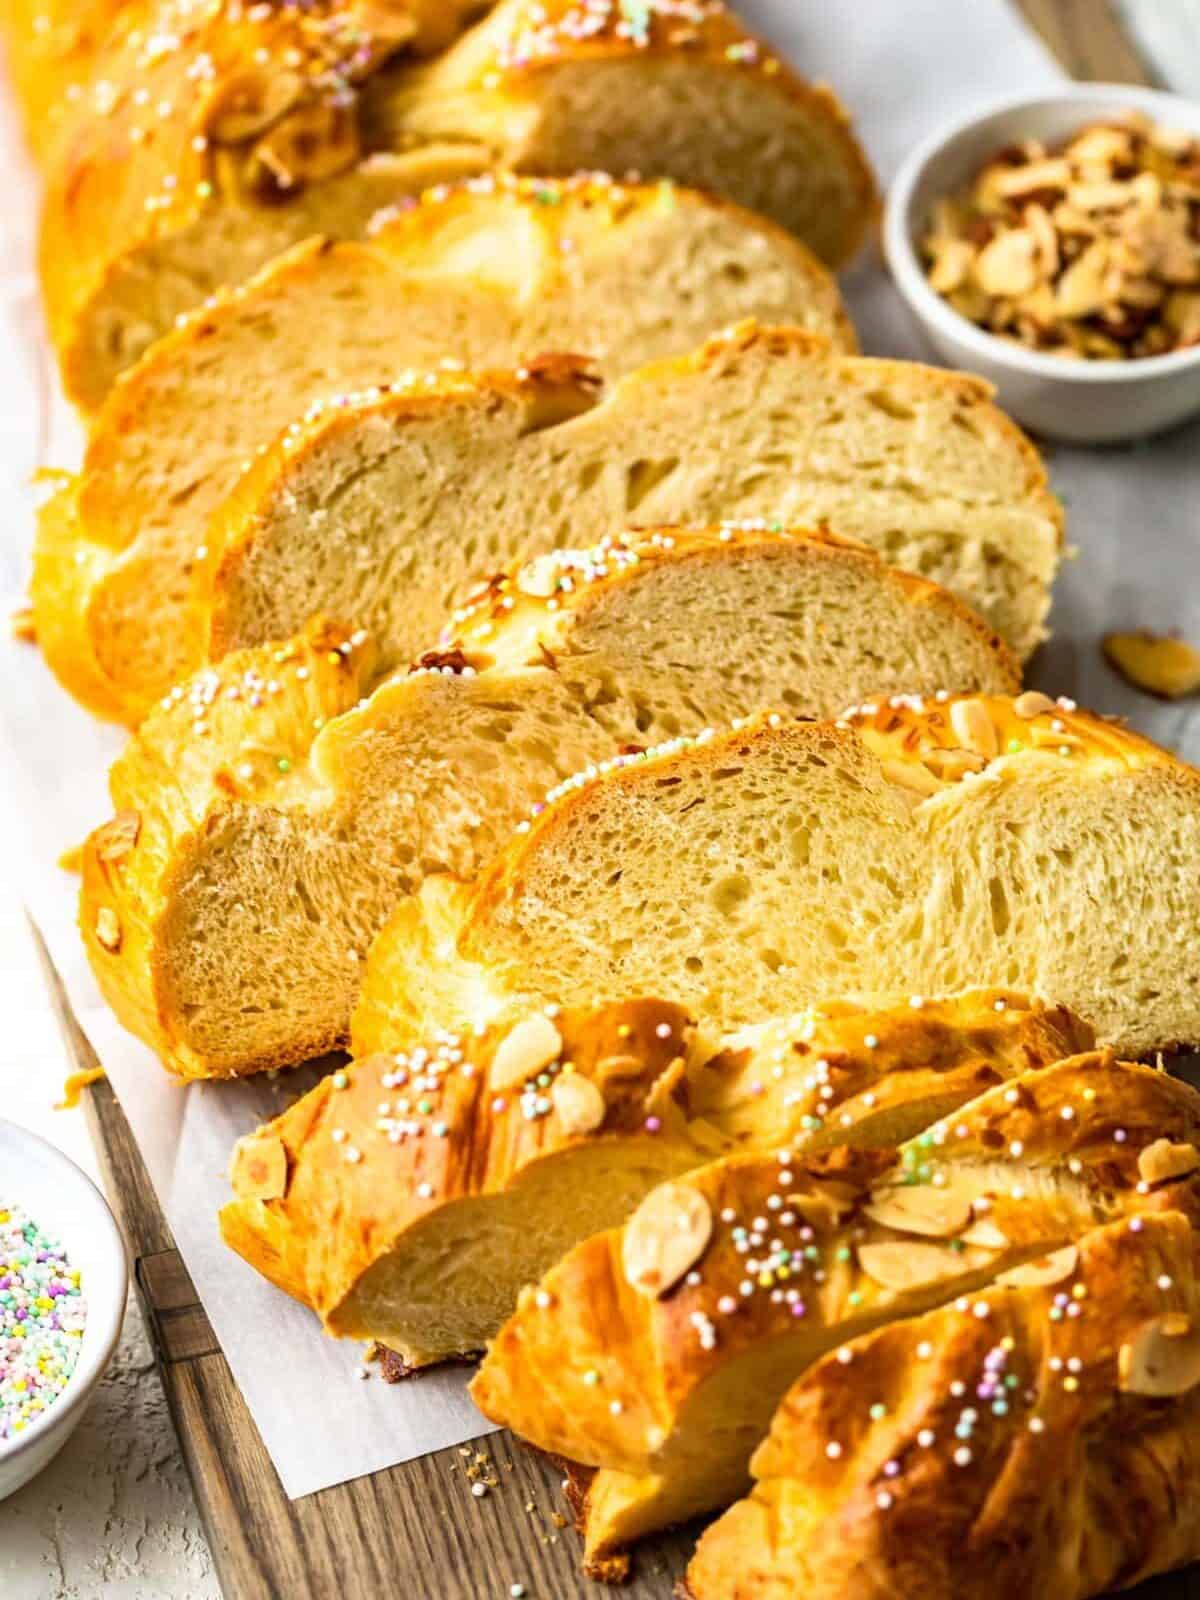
[471,1056,1200,1574]
[38,0,875,406]
[684,1209,1200,1600]
[79,524,1018,1079]
[34,181,857,723]
[359,695,1200,1059]
[219,990,1089,1368]
[198,322,1061,691]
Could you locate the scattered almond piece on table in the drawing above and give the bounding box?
[1104,631,1200,699]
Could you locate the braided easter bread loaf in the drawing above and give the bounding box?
[684,1208,1200,1600]
[471,1055,1200,1576]
[33,185,860,723]
[220,989,1090,1368]
[80,522,1018,1079]
[359,694,1200,1058]
[33,0,875,407]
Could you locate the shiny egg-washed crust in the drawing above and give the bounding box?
[368,693,1197,1058]
[684,1210,1200,1600]
[0,0,481,164]
[220,997,696,1349]
[440,524,1012,677]
[78,523,1020,1080]
[471,1055,1200,1575]
[35,0,876,407]
[36,215,860,725]
[79,618,377,1078]
[219,989,1090,1363]
[841,691,1175,776]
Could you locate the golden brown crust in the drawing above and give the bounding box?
[220,997,695,1323]
[220,989,1090,1343]
[470,1055,1200,1556]
[480,692,1181,889]
[35,0,875,407]
[78,618,375,1078]
[441,524,1019,693]
[685,1209,1200,1600]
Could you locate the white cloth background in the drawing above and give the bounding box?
[0,0,1196,1499]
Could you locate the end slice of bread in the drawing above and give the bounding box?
[197,322,1061,692]
[471,1056,1200,1572]
[80,523,1017,1079]
[35,181,858,723]
[365,695,1200,1058]
[684,1209,1200,1600]
[219,989,1089,1367]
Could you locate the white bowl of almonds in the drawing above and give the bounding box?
[884,85,1200,442]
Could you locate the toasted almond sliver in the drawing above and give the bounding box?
[863,1184,972,1239]
[927,237,975,294]
[857,1240,968,1292]
[230,1133,289,1201]
[1119,1314,1200,1397]
[1104,631,1200,700]
[1013,690,1056,720]
[1056,239,1112,318]
[1137,1138,1200,1186]
[595,1053,650,1081]
[490,1014,563,1091]
[881,759,942,799]
[1024,203,1060,278]
[253,99,359,186]
[94,809,141,863]
[517,553,563,599]
[996,1244,1078,1288]
[993,158,1072,198]
[961,1217,1009,1250]
[949,698,999,759]
[622,1182,712,1298]
[551,1073,607,1136]
[94,906,122,953]
[923,747,988,783]
[207,68,303,144]
[974,229,1038,298]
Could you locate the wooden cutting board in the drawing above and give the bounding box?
[39,7,1197,1597]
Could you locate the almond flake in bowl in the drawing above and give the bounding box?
[920,111,1200,362]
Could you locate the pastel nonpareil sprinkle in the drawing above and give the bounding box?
[0,1202,87,1443]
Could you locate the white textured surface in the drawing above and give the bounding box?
[1119,0,1200,97]
[0,879,216,1599]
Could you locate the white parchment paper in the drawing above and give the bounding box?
[0,0,1196,1499]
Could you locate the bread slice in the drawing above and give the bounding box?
[79,523,1019,1079]
[34,183,858,724]
[362,694,1200,1059]
[219,990,1090,1368]
[38,0,875,406]
[470,1056,1200,1575]
[197,322,1061,693]
[684,1209,1200,1600]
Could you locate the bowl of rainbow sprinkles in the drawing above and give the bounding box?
[0,1118,126,1500]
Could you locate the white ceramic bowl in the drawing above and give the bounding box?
[0,1119,127,1501]
[884,84,1200,443]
